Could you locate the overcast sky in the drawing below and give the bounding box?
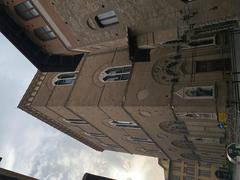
[0,33,164,180]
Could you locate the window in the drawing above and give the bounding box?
[195,59,231,73]
[85,132,106,138]
[199,170,210,177]
[183,176,194,180]
[159,121,188,134]
[101,143,120,148]
[127,136,153,144]
[184,167,195,175]
[99,65,132,83]
[172,164,181,172]
[176,86,215,99]
[54,79,75,86]
[199,162,211,168]
[34,25,57,41]
[109,120,140,129]
[138,148,162,154]
[172,140,193,149]
[53,72,77,86]
[64,119,88,125]
[189,137,220,144]
[105,66,132,74]
[189,34,216,48]
[96,10,119,27]
[181,153,200,161]
[184,86,214,99]
[58,73,76,79]
[102,74,130,82]
[172,175,180,180]
[176,112,217,120]
[15,1,39,20]
[184,162,195,167]
[182,0,196,3]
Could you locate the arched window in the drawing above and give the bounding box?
[127,136,153,144]
[53,72,77,86]
[109,120,140,129]
[58,73,76,79]
[99,65,132,83]
[64,119,88,125]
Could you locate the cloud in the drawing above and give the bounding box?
[2,127,164,180]
[0,146,16,170]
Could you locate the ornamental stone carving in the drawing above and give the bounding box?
[152,55,183,84]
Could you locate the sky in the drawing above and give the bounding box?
[0,33,164,180]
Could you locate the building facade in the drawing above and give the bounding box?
[14,0,240,165]
[0,168,37,180]
[1,0,240,71]
[158,159,222,180]
[18,35,234,163]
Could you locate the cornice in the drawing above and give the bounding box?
[18,71,46,109]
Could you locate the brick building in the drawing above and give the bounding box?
[1,0,239,167]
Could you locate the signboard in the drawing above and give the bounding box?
[218,112,227,124]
